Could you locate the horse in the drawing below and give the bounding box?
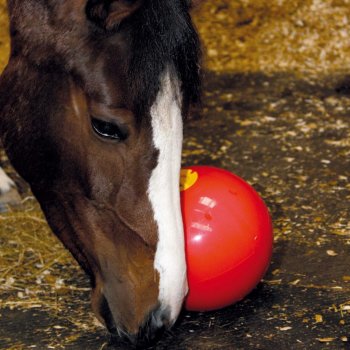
[0,0,202,345]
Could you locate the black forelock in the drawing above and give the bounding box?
[126,0,201,118]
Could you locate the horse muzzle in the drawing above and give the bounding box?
[92,285,175,345]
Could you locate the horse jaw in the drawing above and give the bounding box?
[148,67,188,324]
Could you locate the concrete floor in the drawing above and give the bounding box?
[1,71,350,349]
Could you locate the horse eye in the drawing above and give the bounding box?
[91,118,127,141]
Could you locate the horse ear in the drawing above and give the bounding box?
[86,0,143,30]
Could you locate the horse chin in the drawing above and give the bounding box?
[111,308,172,346]
[91,282,171,344]
[107,303,171,345]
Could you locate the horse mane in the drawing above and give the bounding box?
[125,0,202,118]
[6,0,201,119]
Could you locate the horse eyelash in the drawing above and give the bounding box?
[91,117,128,141]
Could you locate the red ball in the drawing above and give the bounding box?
[180,166,273,311]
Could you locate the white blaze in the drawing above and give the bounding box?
[148,68,188,322]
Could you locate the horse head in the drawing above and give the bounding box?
[0,0,201,344]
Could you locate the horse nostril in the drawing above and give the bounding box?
[135,306,171,344]
[151,306,172,329]
[109,307,171,346]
